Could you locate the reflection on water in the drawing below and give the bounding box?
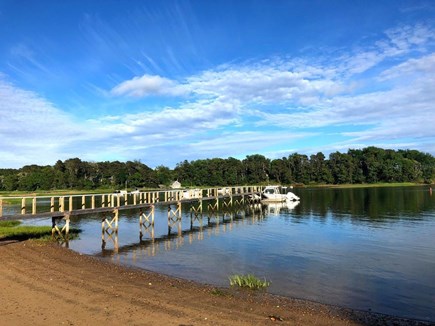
[20,186,435,321]
[98,204,270,257]
[263,200,300,215]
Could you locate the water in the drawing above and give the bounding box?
[20,186,435,321]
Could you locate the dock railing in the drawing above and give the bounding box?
[0,186,264,219]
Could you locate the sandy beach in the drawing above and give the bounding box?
[0,240,431,326]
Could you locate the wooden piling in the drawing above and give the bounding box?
[167,202,182,233]
[101,214,106,247]
[101,209,119,249]
[32,197,36,215]
[65,214,70,236]
[59,197,64,212]
[51,214,70,240]
[139,205,155,239]
[52,216,57,238]
[50,197,55,213]
[21,198,26,214]
[114,208,119,231]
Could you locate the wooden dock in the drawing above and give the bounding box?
[0,186,263,245]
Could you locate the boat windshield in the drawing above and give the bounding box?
[264,187,280,194]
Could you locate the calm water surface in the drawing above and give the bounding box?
[23,186,435,321]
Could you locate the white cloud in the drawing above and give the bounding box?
[384,24,434,50]
[2,24,435,168]
[111,74,187,97]
[379,53,435,80]
[110,24,434,109]
[0,78,84,166]
[334,24,435,77]
[185,66,347,105]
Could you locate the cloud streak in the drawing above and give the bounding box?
[1,23,434,168]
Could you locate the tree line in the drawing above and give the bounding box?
[0,147,433,191]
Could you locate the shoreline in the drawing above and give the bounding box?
[0,240,431,326]
[0,182,429,197]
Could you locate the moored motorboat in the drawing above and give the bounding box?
[182,188,202,199]
[261,185,300,202]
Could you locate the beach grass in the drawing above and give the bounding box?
[229,274,270,290]
[0,220,79,241]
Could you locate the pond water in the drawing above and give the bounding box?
[21,186,435,321]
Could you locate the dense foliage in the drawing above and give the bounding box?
[0,147,434,191]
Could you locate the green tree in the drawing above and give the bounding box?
[242,155,270,184]
[270,158,292,184]
[3,174,18,191]
[347,149,365,183]
[288,153,310,184]
[328,152,354,184]
[222,157,245,185]
[309,152,333,184]
[64,158,85,188]
[361,147,384,183]
[155,165,174,186]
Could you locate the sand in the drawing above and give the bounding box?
[0,240,430,326]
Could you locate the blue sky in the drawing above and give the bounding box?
[1,0,434,168]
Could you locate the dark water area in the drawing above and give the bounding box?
[21,186,435,321]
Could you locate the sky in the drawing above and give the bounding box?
[0,0,434,169]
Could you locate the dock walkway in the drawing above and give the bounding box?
[0,186,263,245]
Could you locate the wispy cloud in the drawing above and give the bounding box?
[1,23,434,168]
[0,77,83,166]
[7,42,53,78]
[105,23,435,159]
[379,53,435,80]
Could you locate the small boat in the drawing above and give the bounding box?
[182,188,202,199]
[261,185,300,202]
[217,187,231,195]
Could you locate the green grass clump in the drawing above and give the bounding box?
[229,274,270,290]
[0,221,52,241]
[0,220,81,241]
[0,220,21,228]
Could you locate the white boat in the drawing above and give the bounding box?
[182,188,202,199]
[217,187,231,195]
[261,185,300,202]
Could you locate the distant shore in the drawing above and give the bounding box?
[0,182,428,197]
[305,182,426,188]
[0,240,431,326]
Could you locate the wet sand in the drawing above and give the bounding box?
[0,240,430,325]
